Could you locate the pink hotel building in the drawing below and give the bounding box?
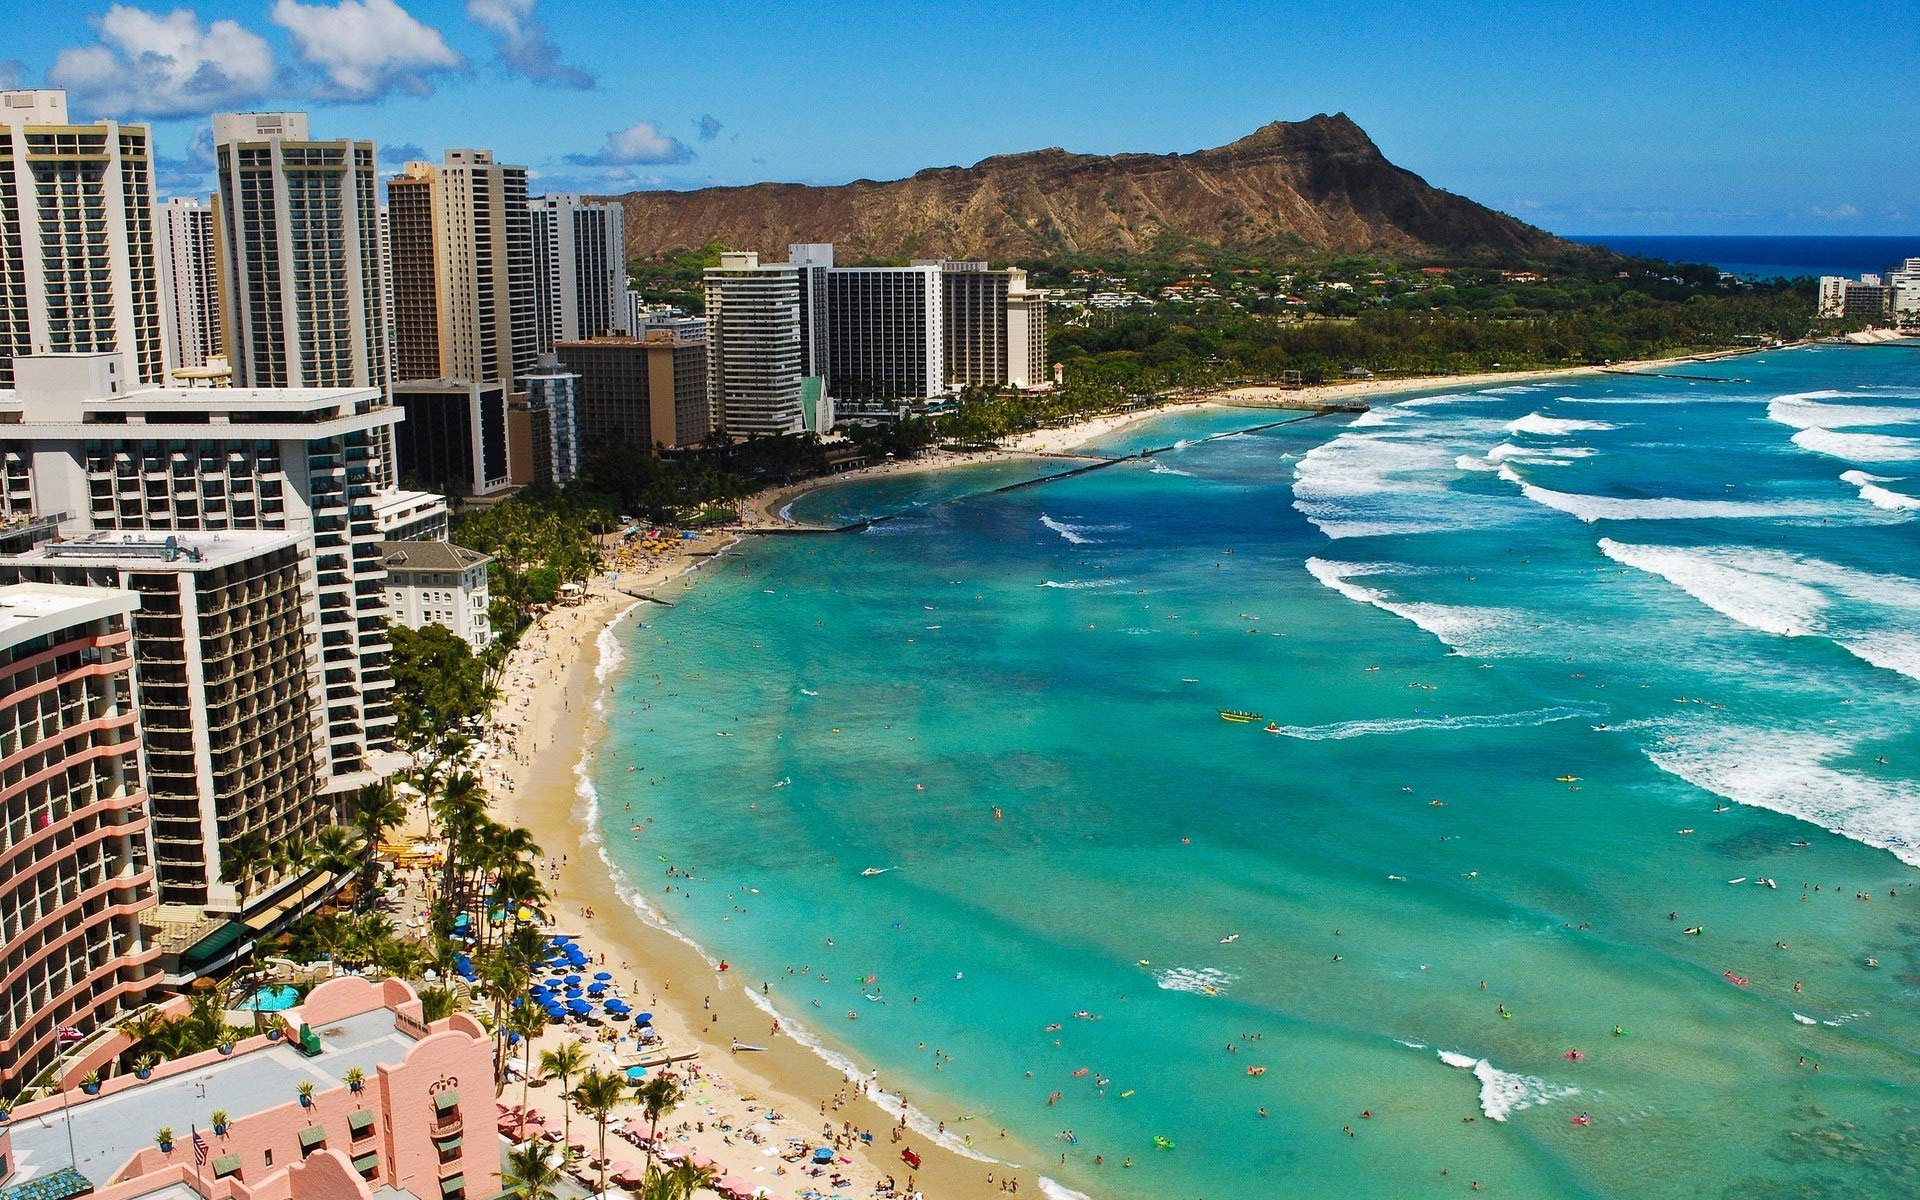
[0,976,501,1200]
[0,582,159,1094]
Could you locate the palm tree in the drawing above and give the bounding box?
[220,830,271,911]
[479,951,532,1089]
[309,824,363,881]
[501,1139,566,1200]
[507,1003,546,1117]
[634,1073,683,1177]
[538,1039,587,1152]
[571,1067,626,1194]
[666,1159,715,1200]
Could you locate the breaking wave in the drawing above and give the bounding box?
[1646,724,1920,868]
[1841,470,1920,511]
[1266,705,1601,741]
[1436,1049,1579,1122]
[1506,413,1617,436]
[1501,466,1832,522]
[1154,966,1238,995]
[1304,558,1519,656]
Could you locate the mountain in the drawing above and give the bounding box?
[598,114,1568,264]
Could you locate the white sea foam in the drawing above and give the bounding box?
[1473,384,1548,396]
[1349,408,1400,427]
[1597,541,1824,637]
[1792,1013,1818,1026]
[1506,413,1617,436]
[1154,966,1238,995]
[594,599,644,686]
[1037,1178,1097,1200]
[1267,705,1599,741]
[1039,514,1125,545]
[1791,427,1920,463]
[1767,392,1920,430]
[1294,423,1521,538]
[1436,1049,1578,1122]
[1597,539,1920,680]
[1148,458,1193,476]
[1841,470,1920,511]
[1646,725,1920,868]
[1501,466,1832,522]
[1303,558,1517,656]
[1455,454,1502,472]
[1038,578,1125,590]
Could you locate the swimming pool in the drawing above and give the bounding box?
[238,984,301,1012]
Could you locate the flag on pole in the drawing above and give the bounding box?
[192,1126,209,1165]
[56,1026,83,1045]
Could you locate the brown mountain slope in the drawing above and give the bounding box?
[598,114,1567,264]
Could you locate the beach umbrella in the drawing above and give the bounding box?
[594,971,613,981]
[549,935,572,945]
[567,999,591,1015]
[587,984,606,996]
[625,1065,648,1081]
[564,974,582,985]
[635,1012,653,1025]
[812,1147,834,1164]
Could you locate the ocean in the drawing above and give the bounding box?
[1569,234,1918,281]
[585,343,1920,1199]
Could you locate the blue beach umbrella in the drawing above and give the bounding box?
[593,971,613,981]
[625,1065,648,1081]
[567,999,591,1015]
[635,1012,653,1025]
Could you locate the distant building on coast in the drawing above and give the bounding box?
[1820,259,1920,321]
[703,252,805,436]
[556,328,711,449]
[0,582,158,1092]
[825,264,945,404]
[0,89,166,389]
[917,258,1049,389]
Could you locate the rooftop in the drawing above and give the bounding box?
[5,530,302,571]
[375,541,490,573]
[4,1009,413,1187]
[0,582,137,650]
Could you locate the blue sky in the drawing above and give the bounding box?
[5,0,1915,235]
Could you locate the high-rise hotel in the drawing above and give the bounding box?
[211,112,388,390]
[386,150,535,495]
[0,90,166,389]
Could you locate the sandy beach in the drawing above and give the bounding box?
[449,342,1777,1200]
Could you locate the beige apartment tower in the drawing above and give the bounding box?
[387,149,537,385]
[156,196,223,372]
[211,111,389,389]
[0,89,166,389]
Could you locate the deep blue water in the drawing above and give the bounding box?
[586,344,1920,1200]
[1570,235,1919,281]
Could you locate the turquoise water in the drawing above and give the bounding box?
[589,344,1920,1199]
[240,984,301,1012]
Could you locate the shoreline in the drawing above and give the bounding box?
[485,562,1054,1197]
[741,344,1783,528]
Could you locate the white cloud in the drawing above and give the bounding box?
[48,5,276,118]
[271,0,463,101]
[568,120,694,166]
[1807,202,1863,222]
[465,0,592,88]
